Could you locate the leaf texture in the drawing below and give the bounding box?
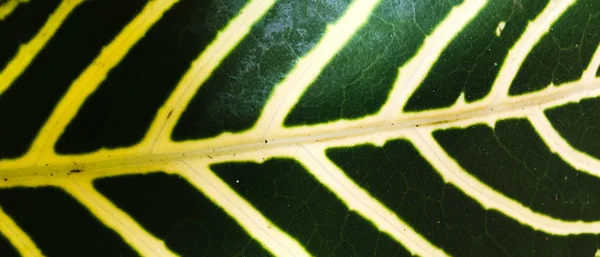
[0,0,600,256]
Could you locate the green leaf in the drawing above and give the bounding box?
[0,0,599,256]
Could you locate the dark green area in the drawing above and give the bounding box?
[0,231,19,257]
[326,139,600,256]
[509,0,600,95]
[284,0,462,126]
[0,0,61,72]
[404,0,549,111]
[434,118,600,221]
[0,0,146,159]
[172,0,351,141]
[597,64,600,77]
[54,0,247,154]
[94,172,270,257]
[0,186,138,257]
[211,158,411,257]
[545,97,600,159]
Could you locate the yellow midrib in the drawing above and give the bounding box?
[0,77,597,183]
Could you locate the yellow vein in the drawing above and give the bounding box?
[28,0,179,166]
[255,0,382,136]
[410,129,600,235]
[0,206,44,256]
[0,0,82,95]
[150,0,276,150]
[0,0,27,20]
[299,146,449,257]
[180,160,311,257]
[381,0,487,120]
[63,181,177,257]
[489,0,575,101]
[583,44,600,81]
[528,107,600,177]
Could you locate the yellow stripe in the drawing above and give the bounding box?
[488,0,576,101]
[149,0,276,150]
[179,161,312,257]
[0,206,44,256]
[583,44,600,81]
[0,0,28,21]
[63,181,177,257]
[0,0,82,95]
[28,0,179,166]
[255,0,383,135]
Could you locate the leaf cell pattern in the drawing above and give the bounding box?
[0,0,600,256]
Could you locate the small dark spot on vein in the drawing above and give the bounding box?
[265,140,268,144]
[208,155,213,159]
[430,120,449,126]
[3,178,7,182]
[167,110,173,119]
[71,169,82,174]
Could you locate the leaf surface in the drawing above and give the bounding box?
[0,0,600,256]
